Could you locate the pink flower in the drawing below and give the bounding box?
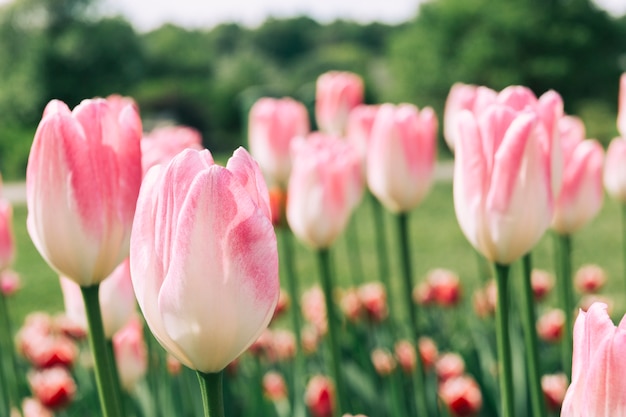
[263,371,288,402]
[443,83,497,151]
[113,316,147,391]
[315,71,364,136]
[394,340,417,374]
[0,198,14,271]
[346,104,380,172]
[301,286,327,335]
[248,97,310,187]
[370,348,396,376]
[418,336,439,370]
[130,147,279,373]
[305,375,335,417]
[22,398,54,417]
[271,329,297,362]
[603,138,626,203]
[0,269,20,296]
[16,313,78,369]
[438,375,483,417]
[536,308,566,343]
[141,125,204,174]
[423,268,462,307]
[561,303,626,416]
[287,133,363,249]
[27,98,142,286]
[357,282,388,322]
[28,367,77,410]
[339,288,362,322]
[618,73,626,137]
[531,269,554,301]
[436,352,466,382]
[367,103,437,213]
[60,258,136,339]
[453,103,554,264]
[551,116,604,234]
[574,264,607,294]
[542,373,568,412]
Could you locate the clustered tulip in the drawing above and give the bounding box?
[130,147,279,373]
[141,125,204,174]
[315,71,364,136]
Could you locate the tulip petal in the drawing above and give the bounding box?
[226,147,271,221]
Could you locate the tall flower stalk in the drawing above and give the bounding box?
[554,233,574,377]
[493,263,515,417]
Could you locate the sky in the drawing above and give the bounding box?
[0,0,625,31]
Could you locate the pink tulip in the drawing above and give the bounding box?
[130,147,279,373]
[263,371,288,402]
[536,308,566,343]
[141,125,204,174]
[370,348,396,376]
[542,373,568,412]
[367,103,438,213]
[444,83,497,151]
[604,138,626,203]
[0,198,14,272]
[305,375,335,417]
[438,375,483,417]
[453,104,553,264]
[618,73,626,137]
[27,98,142,286]
[28,367,76,410]
[394,340,417,374]
[418,336,439,370]
[531,269,554,301]
[561,302,626,416]
[315,71,364,136]
[0,269,20,296]
[574,264,607,294]
[22,398,54,417]
[436,352,466,382]
[60,258,136,339]
[113,316,147,391]
[286,133,363,248]
[248,97,310,187]
[551,116,604,234]
[346,104,380,172]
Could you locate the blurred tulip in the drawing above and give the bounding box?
[436,352,466,382]
[287,133,363,249]
[27,98,142,286]
[54,314,87,341]
[346,104,380,172]
[113,316,147,391]
[263,371,288,402]
[618,73,626,137]
[574,264,607,294]
[367,103,437,213]
[301,324,321,355]
[357,282,388,322]
[443,83,497,151]
[0,198,14,271]
[0,269,20,296]
[423,268,462,307]
[541,373,568,412]
[271,329,297,362]
[418,336,439,370]
[248,329,273,358]
[536,308,566,343]
[395,340,417,373]
[453,103,553,264]
[130,147,279,373]
[305,375,335,417]
[578,295,614,314]
[438,375,483,417]
[315,71,364,136]
[166,354,182,376]
[22,398,54,417]
[531,269,554,301]
[271,288,290,322]
[339,288,362,322]
[28,367,76,410]
[551,116,604,234]
[301,286,327,335]
[16,313,78,369]
[268,187,287,227]
[248,97,310,187]
[472,280,497,318]
[60,258,136,339]
[141,125,204,174]
[371,348,396,376]
[561,303,626,416]
[604,138,626,202]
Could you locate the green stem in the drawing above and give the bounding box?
[395,212,429,417]
[107,339,127,415]
[520,254,547,417]
[345,218,365,286]
[369,194,393,315]
[494,263,515,417]
[554,233,574,377]
[196,371,225,417]
[279,227,306,417]
[317,248,345,416]
[0,298,10,417]
[0,291,21,414]
[81,285,125,417]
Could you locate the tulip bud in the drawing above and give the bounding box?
[28,367,76,410]
[0,269,20,296]
[604,138,626,202]
[531,269,554,301]
[315,71,364,137]
[541,373,568,412]
[394,340,417,374]
[370,348,396,376]
[141,125,204,174]
[574,264,607,294]
[436,352,466,382]
[536,309,566,342]
[263,371,288,402]
[439,375,483,417]
[358,282,388,322]
[113,316,147,392]
[418,336,439,370]
[305,375,335,417]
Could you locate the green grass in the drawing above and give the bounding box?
[6,180,626,328]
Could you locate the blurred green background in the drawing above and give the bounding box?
[0,0,625,180]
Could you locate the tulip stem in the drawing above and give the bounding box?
[494,262,515,417]
[395,212,429,417]
[0,293,12,416]
[317,248,346,416]
[369,194,392,313]
[520,253,547,417]
[554,233,574,377]
[345,218,365,285]
[196,371,224,417]
[279,227,306,417]
[81,284,126,417]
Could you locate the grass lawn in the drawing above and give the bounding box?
[6,180,626,328]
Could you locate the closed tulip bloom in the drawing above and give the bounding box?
[0,198,14,271]
[618,73,626,137]
[27,98,142,286]
[113,316,147,391]
[28,367,77,410]
[604,138,626,203]
[305,375,335,417]
[367,103,437,213]
[0,269,20,297]
[561,302,626,416]
[287,133,363,249]
[130,147,279,373]
[439,375,483,417]
[60,258,136,339]
[315,71,364,136]
[346,104,380,172]
[248,97,310,187]
[453,104,553,264]
[444,83,497,151]
[141,125,204,174]
[552,116,604,234]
